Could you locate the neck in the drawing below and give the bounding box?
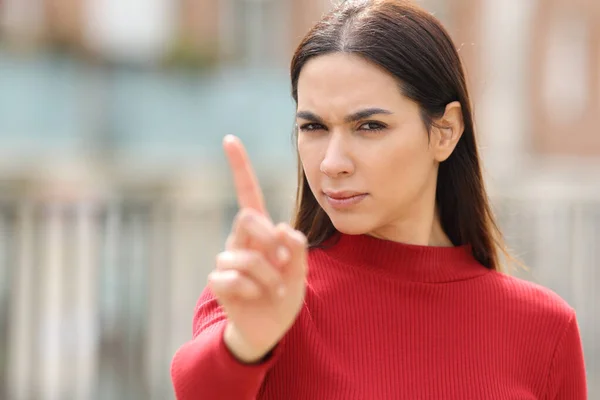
[369,195,452,247]
[322,233,488,283]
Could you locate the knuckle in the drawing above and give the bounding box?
[215,251,230,269]
[216,251,249,272]
[246,251,264,268]
[233,210,248,227]
[241,207,259,220]
[234,208,255,226]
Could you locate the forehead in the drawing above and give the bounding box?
[296,52,405,114]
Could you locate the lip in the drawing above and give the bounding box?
[323,190,368,209]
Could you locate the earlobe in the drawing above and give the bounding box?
[434,101,464,162]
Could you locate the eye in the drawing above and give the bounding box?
[298,123,326,132]
[358,121,386,131]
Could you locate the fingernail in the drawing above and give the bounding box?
[291,230,306,245]
[277,284,286,298]
[276,246,290,263]
[223,134,236,144]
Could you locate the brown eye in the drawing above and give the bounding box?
[299,123,326,132]
[359,122,386,131]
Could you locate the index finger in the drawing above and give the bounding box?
[223,135,269,217]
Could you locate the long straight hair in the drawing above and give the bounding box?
[289,0,510,271]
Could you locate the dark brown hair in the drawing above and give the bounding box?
[290,0,509,271]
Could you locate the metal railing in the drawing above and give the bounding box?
[0,186,597,399]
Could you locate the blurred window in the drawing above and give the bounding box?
[219,0,291,66]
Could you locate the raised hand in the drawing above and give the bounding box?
[208,135,308,363]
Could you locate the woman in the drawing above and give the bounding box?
[171,0,587,398]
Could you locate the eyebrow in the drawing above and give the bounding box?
[296,107,393,124]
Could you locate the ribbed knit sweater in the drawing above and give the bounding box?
[171,234,587,399]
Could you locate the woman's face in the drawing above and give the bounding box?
[296,52,453,241]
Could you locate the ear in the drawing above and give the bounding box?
[431,101,464,162]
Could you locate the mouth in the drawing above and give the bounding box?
[323,191,368,209]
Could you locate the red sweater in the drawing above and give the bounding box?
[171,234,587,399]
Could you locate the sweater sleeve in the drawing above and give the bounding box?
[170,287,281,400]
[545,310,587,400]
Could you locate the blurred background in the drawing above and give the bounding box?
[0,0,598,398]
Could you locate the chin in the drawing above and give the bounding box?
[327,213,376,236]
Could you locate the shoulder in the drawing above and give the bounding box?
[480,272,586,396]
[481,270,576,325]
[484,272,587,396]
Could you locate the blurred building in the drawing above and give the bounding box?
[0,0,598,399]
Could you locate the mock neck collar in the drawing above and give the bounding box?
[322,233,489,283]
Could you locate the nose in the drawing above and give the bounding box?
[319,133,354,178]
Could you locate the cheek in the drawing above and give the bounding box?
[370,132,433,194]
